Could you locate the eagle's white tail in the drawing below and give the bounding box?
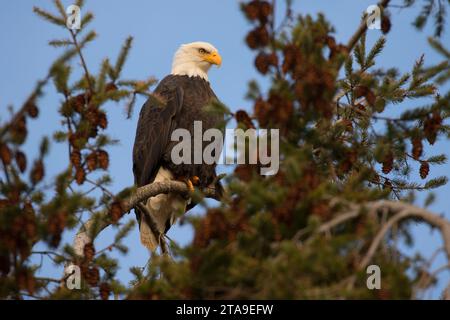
[139,167,188,252]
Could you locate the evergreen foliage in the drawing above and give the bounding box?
[0,0,450,299]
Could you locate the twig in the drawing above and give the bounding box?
[0,76,50,139]
[69,29,93,92]
[36,277,63,284]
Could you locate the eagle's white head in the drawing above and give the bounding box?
[171,41,222,81]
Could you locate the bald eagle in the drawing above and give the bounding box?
[132,42,223,251]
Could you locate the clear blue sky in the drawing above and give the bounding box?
[1,0,449,298]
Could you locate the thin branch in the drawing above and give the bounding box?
[0,76,50,139]
[36,277,63,284]
[69,29,93,92]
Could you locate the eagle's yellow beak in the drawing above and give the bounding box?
[204,51,222,66]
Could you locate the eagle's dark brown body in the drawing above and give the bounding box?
[133,74,223,190]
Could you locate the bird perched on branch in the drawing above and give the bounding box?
[132,41,223,251]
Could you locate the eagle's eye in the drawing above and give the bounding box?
[198,48,207,54]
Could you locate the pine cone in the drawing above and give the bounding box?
[354,85,368,99]
[235,110,255,129]
[381,15,391,34]
[17,269,35,295]
[258,1,272,23]
[254,98,270,126]
[243,1,272,24]
[255,52,270,74]
[282,45,296,74]
[98,111,108,129]
[47,211,67,247]
[71,94,86,113]
[75,167,86,185]
[326,36,337,51]
[85,267,100,287]
[0,143,12,165]
[30,160,44,184]
[11,115,27,144]
[420,162,429,179]
[99,282,110,300]
[86,152,98,171]
[70,149,81,168]
[412,137,423,160]
[365,89,376,106]
[245,26,270,49]
[97,150,109,170]
[424,112,442,145]
[105,82,118,93]
[83,243,95,262]
[26,101,39,118]
[85,107,99,125]
[382,152,393,174]
[15,150,27,172]
[110,201,124,223]
[243,1,259,20]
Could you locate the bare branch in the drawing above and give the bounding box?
[69,180,221,262]
[358,200,450,271]
[304,198,450,298]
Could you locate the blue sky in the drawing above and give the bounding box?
[1,0,449,298]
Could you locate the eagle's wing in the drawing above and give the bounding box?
[132,87,184,187]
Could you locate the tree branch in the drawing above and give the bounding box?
[313,199,450,270]
[346,0,391,54]
[69,29,94,93]
[69,180,221,261]
[307,198,450,298]
[0,76,50,139]
[332,0,391,109]
[357,200,450,271]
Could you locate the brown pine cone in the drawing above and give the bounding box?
[420,162,430,179]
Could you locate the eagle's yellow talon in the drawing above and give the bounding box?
[191,176,200,185]
[184,178,195,192]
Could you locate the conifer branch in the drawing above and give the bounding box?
[344,0,391,66]
[69,29,94,92]
[0,76,50,139]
